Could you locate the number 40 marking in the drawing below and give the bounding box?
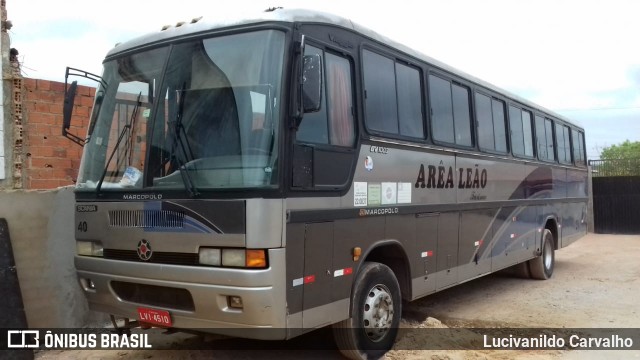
[78,221,88,232]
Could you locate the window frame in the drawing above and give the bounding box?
[572,129,586,167]
[361,46,426,141]
[508,103,535,160]
[427,71,475,149]
[555,122,573,165]
[474,90,508,155]
[295,43,358,149]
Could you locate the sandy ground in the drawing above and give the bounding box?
[35,233,640,359]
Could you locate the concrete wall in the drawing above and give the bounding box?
[1,187,105,327]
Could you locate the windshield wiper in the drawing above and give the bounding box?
[96,92,142,193]
[168,85,199,197]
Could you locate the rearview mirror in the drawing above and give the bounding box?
[62,80,77,136]
[302,54,322,113]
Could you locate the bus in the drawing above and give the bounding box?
[63,8,588,359]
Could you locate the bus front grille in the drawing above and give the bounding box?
[103,249,199,266]
[108,210,185,228]
[111,281,195,311]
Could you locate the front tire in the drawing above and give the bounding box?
[333,262,402,360]
[528,228,555,280]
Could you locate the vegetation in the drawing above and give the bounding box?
[592,140,640,176]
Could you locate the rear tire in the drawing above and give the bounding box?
[333,262,401,360]
[529,229,555,280]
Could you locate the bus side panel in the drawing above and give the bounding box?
[285,222,305,332]
[490,206,519,271]
[457,209,494,281]
[301,221,335,328]
[435,212,459,290]
[413,213,438,298]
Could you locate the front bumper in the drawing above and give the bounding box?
[75,248,287,340]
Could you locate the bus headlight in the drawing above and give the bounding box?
[76,241,104,257]
[199,248,267,268]
[222,249,245,267]
[198,248,221,266]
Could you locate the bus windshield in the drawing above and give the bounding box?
[76,30,285,192]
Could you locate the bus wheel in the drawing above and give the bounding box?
[529,229,555,280]
[332,262,401,360]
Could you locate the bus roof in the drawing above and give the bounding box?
[106,8,580,129]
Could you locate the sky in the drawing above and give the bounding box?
[8,0,640,159]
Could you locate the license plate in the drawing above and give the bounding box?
[137,307,172,327]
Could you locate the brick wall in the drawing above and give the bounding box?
[23,78,95,189]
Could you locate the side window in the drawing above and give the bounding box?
[297,46,355,147]
[362,50,424,138]
[428,74,472,146]
[522,110,533,157]
[572,129,585,165]
[509,106,524,156]
[395,63,424,137]
[475,93,507,153]
[544,118,555,161]
[535,115,555,161]
[509,105,534,157]
[535,115,548,160]
[492,99,507,152]
[556,123,571,164]
[363,50,398,134]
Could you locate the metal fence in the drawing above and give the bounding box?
[588,158,640,177]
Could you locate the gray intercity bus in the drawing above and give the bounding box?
[63,8,588,359]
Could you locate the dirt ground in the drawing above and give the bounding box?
[35,233,640,359]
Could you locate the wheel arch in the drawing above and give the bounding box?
[359,240,412,301]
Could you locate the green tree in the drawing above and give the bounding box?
[600,140,640,160]
[597,140,640,176]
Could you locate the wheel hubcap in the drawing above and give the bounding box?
[544,239,553,270]
[362,284,394,342]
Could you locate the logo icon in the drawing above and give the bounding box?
[364,156,373,171]
[137,239,153,261]
[7,330,39,348]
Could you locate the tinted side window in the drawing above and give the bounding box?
[429,74,472,146]
[509,105,524,156]
[452,84,472,146]
[429,74,454,143]
[363,50,398,134]
[572,129,583,165]
[396,63,424,137]
[492,99,507,152]
[476,93,494,150]
[556,123,571,164]
[535,115,547,160]
[522,110,533,157]
[509,105,534,157]
[545,118,555,161]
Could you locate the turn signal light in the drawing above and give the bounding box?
[246,250,267,268]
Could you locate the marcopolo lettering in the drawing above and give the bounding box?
[415,164,487,189]
[359,207,399,217]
